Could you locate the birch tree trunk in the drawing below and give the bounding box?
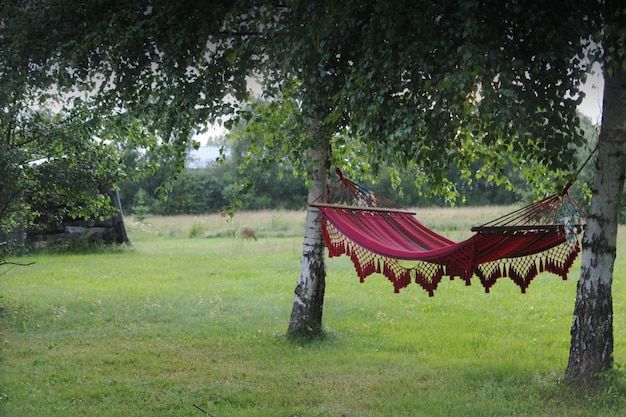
[287,125,330,338]
[564,64,626,384]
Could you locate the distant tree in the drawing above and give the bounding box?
[116,136,308,215]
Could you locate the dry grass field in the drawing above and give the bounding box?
[126,205,517,242]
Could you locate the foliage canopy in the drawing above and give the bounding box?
[233,1,598,201]
[0,0,603,253]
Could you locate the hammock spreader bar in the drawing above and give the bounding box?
[310,168,585,296]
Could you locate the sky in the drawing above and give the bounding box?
[578,64,604,124]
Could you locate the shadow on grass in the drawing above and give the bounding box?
[284,326,339,346]
[443,359,626,415]
[567,366,626,411]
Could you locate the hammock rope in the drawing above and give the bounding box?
[310,168,586,296]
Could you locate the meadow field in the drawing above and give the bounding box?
[1,207,626,417]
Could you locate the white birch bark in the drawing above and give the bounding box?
[287,126,330,337]
[565,62,626,383]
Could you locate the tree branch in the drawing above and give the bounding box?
[0,261,36,277]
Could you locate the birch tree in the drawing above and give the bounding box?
[235,1,596,342]
[240,2,625,386]
[564,1,626,383]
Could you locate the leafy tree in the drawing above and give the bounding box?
[0,110,124,260]
[0,0,250,261]
[232,0,594,338]
[362,162,523,207]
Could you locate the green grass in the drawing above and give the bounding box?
[1,209,626,417]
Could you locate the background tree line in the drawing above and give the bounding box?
[119,114,621,220]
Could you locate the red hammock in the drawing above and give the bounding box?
[310,168,585,296]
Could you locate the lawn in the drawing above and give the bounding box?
[1,209,625,417]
